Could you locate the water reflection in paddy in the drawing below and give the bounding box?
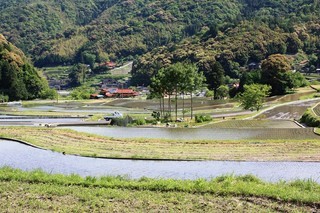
[0,140,319,182]
[13,105,147,114]
[0,117,84,126]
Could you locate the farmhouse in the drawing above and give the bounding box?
[114,89,139,98]
[99,61,117,69]
[91,88,139,99]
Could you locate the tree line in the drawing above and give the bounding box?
[149,54,309,119]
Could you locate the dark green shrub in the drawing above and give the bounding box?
[300,109,320,127]
[195,114,213,123]
[132,118,146,126]
[0,94,9,102]
[151,111,160,121]
[161,112,172,123]
[111,116,133,127]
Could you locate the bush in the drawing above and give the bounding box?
[195,114,213,123]
[161,112,172,123]
[70,86,94,100]
[151,111,160,121]
[111,116,133,127]
[132,118,146,126]
[40,88,57,100]
[0,94,9,102]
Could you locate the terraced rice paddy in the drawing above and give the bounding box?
[203,120,299,128]
[0,127,319,161]
[311,84,320,90]
[312,103,320,116]
[107,98,234,111]
[276,90,316,102]
[256,100,319,120]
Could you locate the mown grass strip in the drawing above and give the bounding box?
[1,126,320,161]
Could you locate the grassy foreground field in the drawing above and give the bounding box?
[1,126,320,161]
[0,167,319,212]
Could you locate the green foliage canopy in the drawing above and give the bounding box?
[238,84,271,111]
[0,34,52,101]
[261,54,295,95]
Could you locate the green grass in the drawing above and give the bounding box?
[0,167,318,212]
[0,126,320,161]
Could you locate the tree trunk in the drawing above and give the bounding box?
[214,88,217,100]
[182,93,185,119]
[168,94,171,120]
[159,97,162,117]
[175,88,178,121]
[162,96,165,117]
[191,92,193,119]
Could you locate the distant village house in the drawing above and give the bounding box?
[90,88,139,99]
[99,61,117,69]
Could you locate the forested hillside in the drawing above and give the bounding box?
[0,0,117,66]
[0,0,319,86]
[132,0,320,85]
[0,0,241,66]
[0,34,53,101]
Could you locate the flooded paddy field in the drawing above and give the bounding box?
[256,99,320,120]
[203,120,300,128]
[65,126,319,140]
[0,115,84,126]
[1,139,320,182]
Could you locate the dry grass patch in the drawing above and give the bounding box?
[1,126,320,161]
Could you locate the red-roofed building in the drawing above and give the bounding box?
[113,89,139,98]
[94,88,139,98]
[99,61,117,69]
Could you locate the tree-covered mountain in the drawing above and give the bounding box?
[0,34,53,101]
[131,0,320,85]
[0,0,242,66]
[0,0,117,66]
[0,0,319,86]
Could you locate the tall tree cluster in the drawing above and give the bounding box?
[150,62,205,120]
